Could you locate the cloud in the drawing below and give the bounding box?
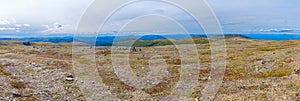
[41,22,66,33]
[0,18,35,33]
[23,24,31,27]
[260,29,300,33]
[1,0,300,34]
[0,0,93,34]
[54,23,63,29]
[11,17,16,24]
[0,19,10,25]
[0,27,20,32]
[15,24,22,27]
[92,1,205,34]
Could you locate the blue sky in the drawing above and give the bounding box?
[0,0,300,35]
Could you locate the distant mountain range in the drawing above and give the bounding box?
[0,34,212,46]
[2,34,300,46]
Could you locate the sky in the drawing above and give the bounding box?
[0,0,300,35]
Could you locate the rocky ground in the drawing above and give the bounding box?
[0,37,299,100]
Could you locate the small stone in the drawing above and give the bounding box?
[11,93,22,98]
[200,77,208,81]
[289,74,298,77]
[208,76,211,80]
[282,76,289,79]
[65,74,74,81]
[294,69,300,74]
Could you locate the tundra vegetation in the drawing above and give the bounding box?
[0,36,299,100]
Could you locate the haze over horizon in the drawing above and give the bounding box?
[1,0,300,35]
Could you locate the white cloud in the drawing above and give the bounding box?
[1,0,300,34]
[0,27,18,31]
[15,24,22,27]
[42,24,50,29]
[0,28,6,31]
[11,17,16,24]
[54,23,63,30]
[0,19,10,25]
[0,0,93,34]
[23,24,31,27]
[41,22,68,33]
[16,28,20,32]
[260,29,300,33]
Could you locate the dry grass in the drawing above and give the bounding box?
[0,64,11,76]
[10,80,26,89]
[45,59,72,69]
[95,51,111,56]
[28,50,40,54]
[256,65,293,78]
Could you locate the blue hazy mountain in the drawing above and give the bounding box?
[0,34,196,46]
[243,34,300,40]
[2,34,300,46]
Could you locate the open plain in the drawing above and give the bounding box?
[0,36,299,100]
